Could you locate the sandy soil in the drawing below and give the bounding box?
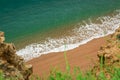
[27,37,107,76]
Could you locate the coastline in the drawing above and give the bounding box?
[17,10,120,61]
[17,10,120,76]
[27,36,107,76]
[1,0,120,79]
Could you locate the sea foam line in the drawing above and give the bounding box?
[17,10,120,61]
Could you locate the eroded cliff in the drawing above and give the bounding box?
[0,31,32,80]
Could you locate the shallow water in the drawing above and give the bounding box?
[0,0,120,60]
[17,10,120,61]
[0,0,120,42]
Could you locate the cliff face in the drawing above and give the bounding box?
[0,31,32,80]
[93,28,120,79]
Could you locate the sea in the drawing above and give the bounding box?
[0,0,120,61]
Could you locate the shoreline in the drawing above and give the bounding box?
[10,10,117,49]
[17,10,120,61]
[27,36,107,76]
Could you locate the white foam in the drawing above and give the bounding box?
[17,10,120,61]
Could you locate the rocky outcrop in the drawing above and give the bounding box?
[0,31,32,80]
[92,28,120,79]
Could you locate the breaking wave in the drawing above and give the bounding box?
[17,10,120,61]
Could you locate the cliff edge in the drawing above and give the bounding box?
[92,28,120,79]
[0,31,32,80]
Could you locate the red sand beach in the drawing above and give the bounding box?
[27,37,107,76]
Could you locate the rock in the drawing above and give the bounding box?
[92,27,120,80]
[115,28,120,32]
[110,34,114,38]
[105,44,111,49]
[104,53,112,59]
[0,31,5,43]
[0,31,32,80]
[104,49,111,54]
[112,56,119,63]
[99,46,104,50]
[105,73,111,80]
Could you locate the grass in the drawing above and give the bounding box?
[2,66,120,80]
[29,45,120,80]
[0,45,120,80]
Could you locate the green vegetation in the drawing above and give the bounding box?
[0,49,120,80]
[0,65,120,80]
[116,34,120,40]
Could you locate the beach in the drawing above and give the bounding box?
[1,0,120,78]
[27,36,107,76]
[1,0,120,79]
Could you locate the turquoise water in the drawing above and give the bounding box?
[0,0,120,43]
